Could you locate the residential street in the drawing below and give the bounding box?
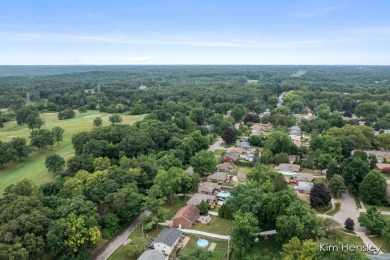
[330,191,383,254]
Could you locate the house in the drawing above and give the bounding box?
[207,172,228,184]
[138,250,167,260]
[374,130,390,136]
[276,163,300,172]
[237,141,251,150]
[153,228,183,255]
[376,163,390,173]
[289,134,301,141]
[294,181,314,194]
[216,162,235,172]
[292,173,314,182]
[224,153,239,163]
[172,205,200,229]
[250,123,274,136]
[237,172,247,182]
[359,150,390,163]
[187,193,216,206]
[289,126,301,136]
[198,182,221,195]
[229,147,247,155]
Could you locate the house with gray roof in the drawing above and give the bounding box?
[153,228,183,255]
[207,172,228,184]
[187,193,216,206]
[224,153,239,163]
[138,250,167,260]
[237,141,251,150]
[198,182,221,194]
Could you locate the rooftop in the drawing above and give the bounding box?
[153,228,183,247]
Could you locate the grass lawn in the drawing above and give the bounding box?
[236,166,253,175]
[362,202,390,212]
[351,193,362,209]
[313,177,328,185]
[370,236,390,253]
[383,215,390,222]
[194,216,233,235]
[164,196,189,219]
[0,111,145,195]
[334,230,365,246]
[315,203,332,214]
[243,236,281,260]
[301,168,322,176]
[326,201,341,216]
[179,235,228,260]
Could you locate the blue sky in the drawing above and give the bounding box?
[0,0,389,65]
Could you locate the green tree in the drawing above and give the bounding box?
[248,135,262,147]
[26,114,44,131]
[198,200,209,215]
[125,237,148,258]
[374,133,390,150]
[0,141,16,167]
[221,127,237,145]
[326,162,340,180]
[230,212,259,259]
[189,108,206,125]
[274,152,289,164]
[109,113,122,125]
[382,222,390,243]
[93,117,103,127]
[358,207,385,234]
[102,213,120,239]
[93,157,111,171]
[264,131,293,154]
[30,129,54,150]
[45,154,65,174]
[190,150,216,176]
[52,126,65,146]
[352,149,368,161]
[142,186,166,231]
[328,175,345,198]
[231,104,247,122]
[103,184,143,222]
[10,137,30,161]
[0,243,28,260]
[180,248,213,260]
[355,101,378,117]
[47,213,100,259]
[282,237,321,260]
[340,157,369,193]
[314,153,333,171]
[78,106,87,115]
[359,170,387,205]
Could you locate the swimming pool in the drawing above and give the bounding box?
[197,239,209,248]
[216,192,232,199]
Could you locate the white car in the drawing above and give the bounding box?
[368,245,379,254]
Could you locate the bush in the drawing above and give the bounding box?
[344,218,355,232]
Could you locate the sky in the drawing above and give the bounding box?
[0,0,390,65]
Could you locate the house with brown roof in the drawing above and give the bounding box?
[377,163,390,173]
[198,182,221,195]
[172,205,200,229]
[293,139,302,147]
[360,150,390,163]
[216,162,235,172]
[229,147,246,155]
[207,172,228,184]
[250,123,274,136]
[288,155,299,164]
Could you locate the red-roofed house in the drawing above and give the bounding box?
[172,205,200,229]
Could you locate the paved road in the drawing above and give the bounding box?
[331,191,383,254]
[93,216,142,260]
[208,138,223,152]
[179,228,230,240]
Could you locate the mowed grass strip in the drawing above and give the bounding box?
[0,111,145,195]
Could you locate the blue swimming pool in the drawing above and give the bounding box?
[197,239,209,248]
[217,192,232,199]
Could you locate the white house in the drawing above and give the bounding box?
[138,250,167,260]
[153,228,183,255]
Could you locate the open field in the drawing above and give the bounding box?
[0,111,145,195]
